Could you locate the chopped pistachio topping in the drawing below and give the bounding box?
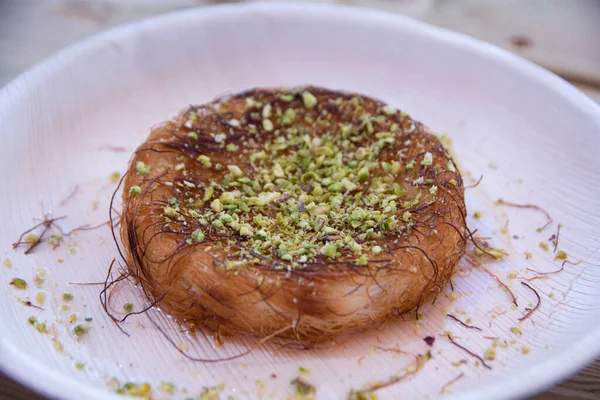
[129,186,141,196]
[62,293,74,302]
[302,91,318,108]
[421,152,433,166]
[446,160,456,172]
[210,199,223,212]
[3,258,11,268]
[539,242,549,252]
[228,165,243,176]
[137,91,458,271]
[382,105,395,115]
[197,155,212,167]
[9,278,27,290]
[123,303,134,313]
[135,161,151,175]
[355,254,368,266]
[187,131,198,140]
[262,118,274,132]
[282,108,296,125]
[510,326,522,335]
[191,228,205,243]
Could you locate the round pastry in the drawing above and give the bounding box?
[120,87,466,345]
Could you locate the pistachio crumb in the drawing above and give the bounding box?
[9,278,27,290]
[239,226,253,236]
[355,254,368,266]
[228,165,243,176]
[291,377,316,396]
[72,324,91,338]
[135,161,151,175]
[187,131,198,140]
[110,171,121,183]
[382,105,395,115]
[539,242,549,251]
[159,382,175,395]
[116,382,151,397]
[210,199,223,212]
[446,160,456,172]
[35,292,46,305]
[262,119,274,132]
[302,91,318,108]
[555,250,567,260]
[191,228,205,243]
[54,340,64,353]
[35,322,49,334]
[298,366,310,374]
[197,155,212,167]
[129,186,141,196]
[420,152,433,166]
[483,347,496,361]
[123,303,133,313]
[321,243,338,259]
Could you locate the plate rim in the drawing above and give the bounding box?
[1,2,600,400]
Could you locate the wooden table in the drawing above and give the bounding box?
[1,1,599,399]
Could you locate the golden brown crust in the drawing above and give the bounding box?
[120,87,466,344]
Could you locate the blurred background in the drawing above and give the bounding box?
[0,1,599,399]
[1,0,599,103]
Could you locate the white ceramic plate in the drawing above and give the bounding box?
[1,3,600,400]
